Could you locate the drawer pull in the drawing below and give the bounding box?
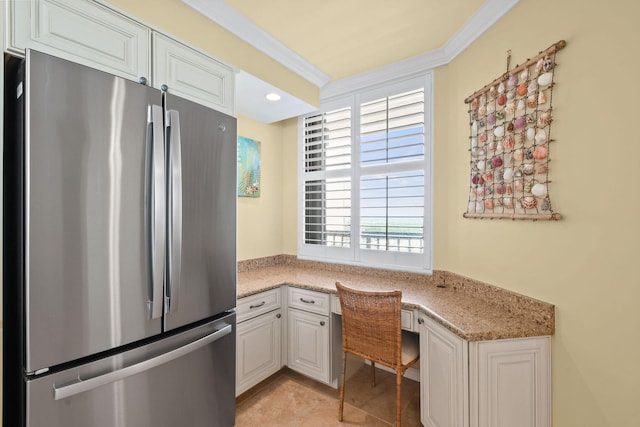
[249,301,266,309]
[320,320,325,326]
[417,318,424,325]
[300,297,315,304]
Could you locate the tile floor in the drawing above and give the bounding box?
[235,356,422,426]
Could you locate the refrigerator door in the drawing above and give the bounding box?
[23,50,164,372]
[164,93,237,331]
[26,315,236,427]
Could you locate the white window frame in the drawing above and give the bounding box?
[298,73,434,273]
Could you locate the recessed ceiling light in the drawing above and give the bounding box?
[265,92,281,102]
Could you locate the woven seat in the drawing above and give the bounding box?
[335,281,419,427]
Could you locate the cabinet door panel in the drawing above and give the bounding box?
[287,309,330,384]
[153,33,234,115]
[420,317,468,427]
[236,310,282,396]
[7,0,151,81]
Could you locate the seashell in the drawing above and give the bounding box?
[532,183,547,197]
[524,181,534,193]
[471,174,481,185]
[503,167,514,180]
[471,137,478,148]
[487,103,495,114]
[487,140,497,152]
[482,171,494,183]
[494,198,503,207]
[489,86,497,98]
[487,112,496,126]
[507,121,515,132]
[517,99,526,111]
[475,201,484,213]
[470,187,477,197]
[526,95,537,108]
[478,105,487,117]
[494,126,505,138]
[506,184,513,194]
[535,58,545,73]
[535,129,547,143]
[477,160,486,170]
[543,56,554,72]
[497,94,507,106]
[495,170,504,181]
[538,91,547,105]
[505,102,516,115]
[513,149,524,161]
[476,186,486,197]
[537,72,553,87]
[471,121,478,134]
[503,197,514,208]
[502,135,515,150]
[480,94,487,105]
[514,116,526,129]
[540,198,551,211]
[506,89,515,100]
[526,115,536,125]
[479,132,488,144]
[496,110,506,121]
[485,199,494,210]
[508,74,518,88]
[517,83,528,97]
[504,153,513,166]
[471,111,478,120]
[471,147,479,157]
[477,118,485,128]
[495,183,506,195]
[477,148,486,157]
[533,145,548,160]
[491,155,503,168]
[485,187,493,197]
[536,164,549,174]
[498,82,506,94]
[521,196,537,209]
[520,68,529,81]
[538,112,552,127]
[527,80,538,94]
[468,201,476,213]
[525,148,535,160]
[514,169,523,178]
[523,164,535,175]
[470,98,479,110]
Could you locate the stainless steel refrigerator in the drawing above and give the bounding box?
[4,50,237,427]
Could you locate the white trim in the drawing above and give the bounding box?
[181,0,331,87]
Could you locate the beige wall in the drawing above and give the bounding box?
[432,0,640,426]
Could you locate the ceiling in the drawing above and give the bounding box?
[182,0,519,122]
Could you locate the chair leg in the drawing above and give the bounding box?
[395,371,403,427]
[371,361,376,387]
[338,352,347,422]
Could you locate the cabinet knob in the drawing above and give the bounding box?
[320,321,325,326]
[276,313,281,319]
[138,77,147,86]
[161,84,169,92]
[417,318,424,325]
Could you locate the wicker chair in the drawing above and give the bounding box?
[335,281,419,427]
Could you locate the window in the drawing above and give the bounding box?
[299,75,432,272]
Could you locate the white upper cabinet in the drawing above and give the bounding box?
[6,0,151,82]
[153,33,235,115]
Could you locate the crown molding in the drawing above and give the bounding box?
[182,0,331,87]
[321,0,520,101]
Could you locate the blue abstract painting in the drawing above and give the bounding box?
[237,136,261,197]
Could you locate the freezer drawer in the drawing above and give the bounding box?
[26,314,236,427]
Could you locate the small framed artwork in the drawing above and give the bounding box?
[237,136,261,197]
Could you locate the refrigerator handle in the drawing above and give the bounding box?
[148,105,166,319]
[166,109,182,314]
[52,323,232,401]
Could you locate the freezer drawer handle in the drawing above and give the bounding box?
[52,323,232,401]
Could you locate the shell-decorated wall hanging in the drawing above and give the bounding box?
[463,40,565,221]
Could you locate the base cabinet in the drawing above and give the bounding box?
[287,308,331,384]
[417,314,550,427]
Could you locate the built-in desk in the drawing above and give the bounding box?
[237,255,554,427]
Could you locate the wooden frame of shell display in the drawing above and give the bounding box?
[464,41,565,220]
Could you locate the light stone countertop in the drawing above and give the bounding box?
[237,255,555,342]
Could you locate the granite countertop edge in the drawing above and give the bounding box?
[236,256,555,342]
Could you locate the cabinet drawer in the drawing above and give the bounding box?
[287,287,330,316]
[237,289,281,323]
[332,294,414,331]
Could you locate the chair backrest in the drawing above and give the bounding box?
[335,281,403,369]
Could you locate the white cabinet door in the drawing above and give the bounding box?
[469,337,551,427]
[287,308,330,384]
[236,309,282,396]
[6,0,151,82]
[419,316,469,427]
[153,33,235,115]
